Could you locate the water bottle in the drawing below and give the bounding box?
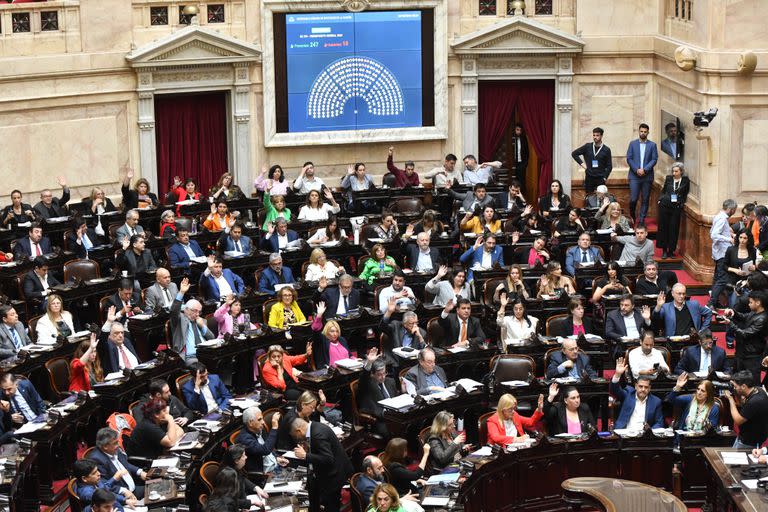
[191,218,198,234]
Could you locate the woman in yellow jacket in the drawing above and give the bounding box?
[268,286,306,329]
[460,205,502,234]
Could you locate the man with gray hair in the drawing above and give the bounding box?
[258,252,295,296]
[380,296,426,368]
[100,307,141,374]
[403,347,447,395]
[115,209,145,245]
[235,406,283,474]
[315,273,361,320]
[262,217,299,253]
[170,277,213,362]
[585,184,617,209]
[404,232,441,272]
[357,353,399,437]
[709,198,738,308]
[88,427,147,499]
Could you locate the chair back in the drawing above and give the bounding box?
[426,317,444,346]
[229,427,242,446]
[256,353,274,389]
[175,217,193,233]
[546,313,570,337]
[398,367,410,394]
[199,461,220,493]
[262,298,279,325]
[82,446,96,460]
[128,400,142,419]
[478,411,496,446]
[44,356,71,399]
[175,373,191,402]
[372,284,388,313]
[205,313,218,338]
[349,379,376,427]
[349,473,366,512]
[490,354,535,386]
[27,314,41,343]
[382,173,397,188]
[67,479,82,512]
[388,197,423,215]
[483,277,506,306]
[108,222,122,243]
[63,258,100,283]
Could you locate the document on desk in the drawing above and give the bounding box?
[393,347,419,359]
[379,394,415,410]
[501,380,529,387]
[430,389,457,401]
[263,481,303,494]
[104,371,126,382]
[454,378,483,392]
[741,477,768,490]
[229,398,259,409]
[447,346,468,354]
[470,446,494,457]
[14,421,47,435]
[426,473,460,484]
[422,497,450,507]
[721,451,750,465]
[151,457,180,468]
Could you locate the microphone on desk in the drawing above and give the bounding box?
[580,369,591,383]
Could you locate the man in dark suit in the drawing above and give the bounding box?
[546,339,598,379]
[626,123,659,224]
[496,180,527,212]
[116,235,157,276]
[403,232,441,272]
[235,406,281,474]
[437,298,485,348]
[133,379,195,426]
[290,416,354,512]
[605,294,653,347]
[564,233,604,276]
[220,222,253,255]
[32,176,70,220]
[315,274,361,320]
[358,357,399,437]
[181,362,231,414]
[675,329,730,375]
[168,228,205,269]
[89,427,147,499]
[634,261,677,296]
[67,217,100,258]
[198,255,245,302]
[379,296,426,367]
[102,279,142,325]
[0,305,31,360]
[99,312,141,374]
[0,374,46,424]
[22,256,61,312]
[13,224,53,261]
[510,123,529,188]
[258,253,295,296]
[262,218,299,253]
[404,347,448,396]
[652,283,712,337]
[610,357,664,430]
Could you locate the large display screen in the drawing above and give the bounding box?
[282,11,424,133]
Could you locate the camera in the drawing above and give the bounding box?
[693,108,718,127]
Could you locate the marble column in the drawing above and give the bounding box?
[461,58,479,157]
[555,57,575,194]
[136,71,158,194]
[232,64,252,188]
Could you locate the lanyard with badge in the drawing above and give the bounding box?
[592,143,603,169]
[671,180,680,203]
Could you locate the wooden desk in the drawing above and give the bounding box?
[562,477,687,511]
[702,447,768,512]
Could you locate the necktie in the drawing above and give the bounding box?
[12,396,35,422]
[192,323,203,346]
[343,295,349,313]
[277,271,285,284]
[34,243,41,257]
[82,235,93,251]
[235,240,242,252]
[119,346,133,369]
[460,321,467,342]
[164,288,172,306]
[112,455,135,491]
[379,382,390,399]
[8,326,22,351]
[582,250,588,263]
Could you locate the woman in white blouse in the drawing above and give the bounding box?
[297,189,341,221]
[308,216,347,246]
[305,248,342,282]
[497,294,538,345]
[36,294,76,344]
[425,265,472,306]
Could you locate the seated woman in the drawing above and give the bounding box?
[460,205,501,235]
[262,189,292,231]
[367,483,407,512]
[380,437,430,497]
[487,393,544,446]
[537,180,571,217]
[254,163,290,197]
[209,172,245,202]
[370,211,400,241]
[596,201,633,232]
[122,168,159,210]
[159,209,176,239]
[425,265,472,307]
[84,187,117,216]
[69,335,103,392]
[518,210,546,235]
[261,344,312,401]
[543,383,596,435]
[410,210,445,239]
[297,188,341,222]
[72,459,135,512]
[666,373,719,431]
[527,235,550,267]
[536,262,576,298]
[220,446,269,509]
[493,265,530,304]
[128,398,184,460]
[36,294,75,344]
[203,200,237,233]
[591,261,632,302]
[171,177,202,203]
[1,189,35,227]
[117,235,157,276]
[267,286,306,330]
[549,298,595,338]
[553,208,586,238]
[341,163,375,211]
[426,411,471,472]
[497,296,538,344]
[311,305,351,367]
[214,294,257,338]
[305,248,342,281]
[308,215,347,246]
[359,244,398,285]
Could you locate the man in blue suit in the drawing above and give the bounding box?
[89,427,147,499]
[235,406,282,473]
[674,329,730,375]
[610,356,664,430]
[220,222,253,255]
[199,255,245,302]
[459,233,504,281]
[625,123,659,224]
[546,338,598,379]
[258,253,295,296]
[0,374,46,425]
[12,223,53,261]
[262,218,299,253]
[565,232,604,276]
[168,228,205,269]
[181,362,231,414]
[653,283,712,337]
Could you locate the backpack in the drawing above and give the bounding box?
[106,412,136,451]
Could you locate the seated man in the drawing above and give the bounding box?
[220,222,253,255]
[199,255,245,302]
[315,274,361,320]
[33,177,70,220]
[455,182,495,212]
[377,270,417,313]
[438,298,485,349]
[627,330,670,379]
[652,283,712,337]
[0,305,31,360]
[258,253,295,296]
[497,180,527,212]
[99,310,141,374]
[358,356,400,437]
[584,184,616,209]
[611,224,655,265]
[89,427,147,500]
[181,362,231,414]
[403,232,441,272]
[114,210,145,246]
[168,228,205,269]
[403,347,447,395]
[459,234,504,281]
[610,357,664,430]
[102,279,142,325]
[84,486,120,512]
[461,155,500,185]
[170,278,214,362]
[67,217,100,258]
[0,373,46,425]
[354,455,420,509]
[546,338,598,379]
[605,294,652,351]
[565,233,604,276]
[380,298,426,367]
[116,235,157,275]
[72,459,134,512]
[144,268,179,312]
[423,153,461,189]
[386,146,420,188]
[262,218,299,253]
[634,261,676,296]
[133,379,195,426]
[13,223,52,261]
[23,256,61,311]
[675,329,730,375]
[236,406,282,473]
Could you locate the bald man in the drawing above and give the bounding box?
[144,268,179,312]
[652,283,712,337]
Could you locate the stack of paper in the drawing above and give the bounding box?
[229,398,258,409]
[454,378,483,392]
[422,496,450,507]
[14,421,47,435]
[334,358,364,370]
[721,451,749,465]
[501,380,529,387]
[379,394,415,410]
[151,457,180,468]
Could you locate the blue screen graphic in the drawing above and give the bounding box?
[286,11,422,133]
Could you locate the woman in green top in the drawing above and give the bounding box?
[366,483,407,512]
[359,243,398,284]
[262,189,292,231]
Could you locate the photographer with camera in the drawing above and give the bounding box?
[721,290,768,384]
[722,370,768,449]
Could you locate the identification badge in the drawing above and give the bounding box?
[591,159,599,168]
[671,194,678,203]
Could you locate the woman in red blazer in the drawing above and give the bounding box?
[69,336,103,392]
[261,343,313,401]
[486,393,544,446]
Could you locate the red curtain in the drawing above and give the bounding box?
[478,81,554,198]
[155,92,229,196]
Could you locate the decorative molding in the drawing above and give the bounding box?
[338,0,371,11]
[153,70,232,83]
[462,77,478,84]
[152,39,238,61]
[138,122,155,130]
[558,76,573,82]
[557,104,573,113]
[461,105,477,114]
[478,59,555,70]
[138,92,154,99]
[234,115,250,124]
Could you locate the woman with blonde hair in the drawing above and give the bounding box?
[595,201,633,232]
[85,187,117,215]
[426,411,472,471]
[310,303,351,367]
[267,286,306,329]
[486,393,543,446]
[261,343,312,401]
[367,483,406,512]
[305,248,342,281]
[493,265,530,304]
[69,334,103,392]
[536,261,576,298]
[210,171,245,201]
[36,294,75,344]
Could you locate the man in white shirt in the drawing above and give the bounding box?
[422,154,461,188]
[627,330,669,379]
[100,312,141,374]
[115,210,145,245]
[293,161,326,194]
[610,356,664,430]
[462,155,500,185]
[378,271,417,313]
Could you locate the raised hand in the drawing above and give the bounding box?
[512,231,520,244]
[347,164,355,176]
[316,301,327,317]
[206,254,216,268]
[121,238,130,251]
[173,176,182,187]
[266,222,275,235]
[260,164,268,176]
[57,176,67,188]
[615,357,628,376]
[318,275,328,290]
[548,382,559,400]
[473,236,484,250]
[305,341,313,357]
[675,372,688,390]
[436,265,449,279]
[386,295,397,315]
[107,305,118,323]
[388,146,394,156]
[444,298,455,313]
[180,277,190,294]
[89,332,99,350]
[225,294,236,306]
[656,292,666,309]
[210,203,217,214]
[499,293,508,308]
[126,168,135,180]
[641,305,652,321]
[366,347,379,362]
[323,188,334,201]
[537,393,544,412]
[271,411,281,430]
